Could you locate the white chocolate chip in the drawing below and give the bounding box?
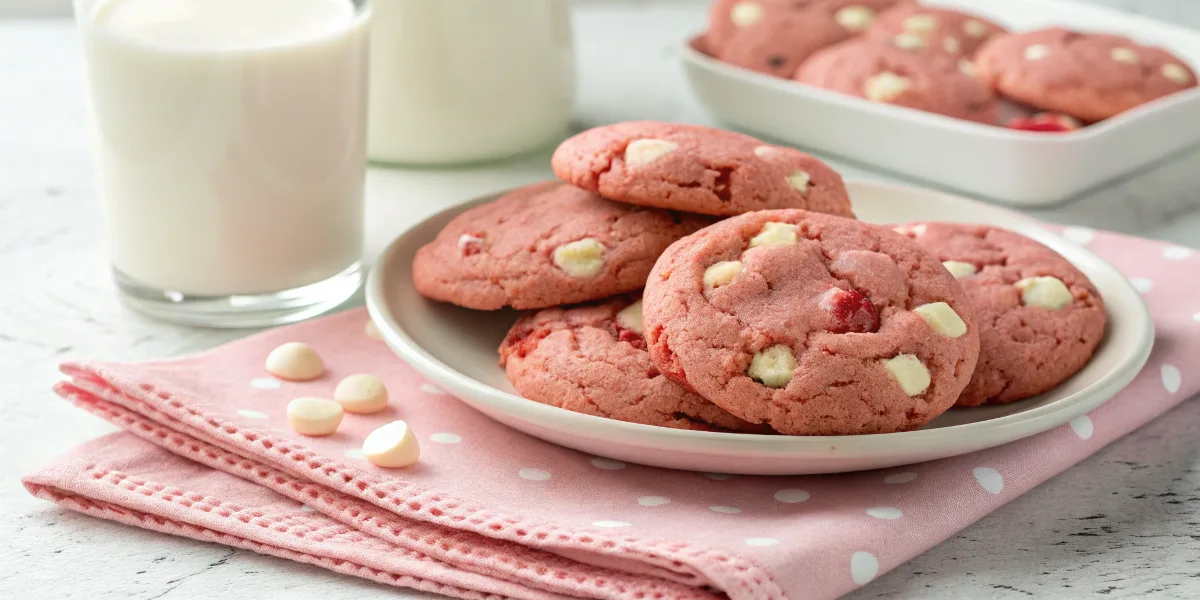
[883,354,931,396]
[730,1,764,28]
[748,345,796,388]
[553,238,607,278]
[942,260,977,278]
[942,36,961,55]
[786,170,811,193]
[958,59,977,77]
[362,420,421,468]
[749,222,798,247]
[892,224,926,237]
[753,145,782,158]
[703,260,744,288]
[1163,63,1191,84]
[334,374,389,414]
[457,233,484,254]
[864,71,912,102]
[835,5,876,32]
[1023,44,1050,61]
[902,14,937,32]
[615,300,644,333]
[912,302,967,338]
[364,319,383,340]
[624,139,679,167]
[1110,47,1139,64]
[894,33,926,51]
[1015,276,1073,310]
[286,397,344,436]
[963,19,987,38]
[265,342,325,381]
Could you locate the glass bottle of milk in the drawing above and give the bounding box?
[367,0,576,165]
[74,0,370,327]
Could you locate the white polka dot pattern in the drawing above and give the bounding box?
[1069,415,1094,440]
[850,551,879,585]
[519,468,551,481]
[590,458,626,470]
[1162,365,1181,394]
[973,467,1004,494]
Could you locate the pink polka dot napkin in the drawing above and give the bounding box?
[23,228,1198,600]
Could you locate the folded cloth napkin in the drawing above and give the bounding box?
[23,227,1199,600]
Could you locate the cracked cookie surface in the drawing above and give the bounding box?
[898,222,1107,406]
[412,181,711,310]
[551,121,854,217]
[974,28,1197,122]
[642,210,980,436]
[795,38,999,124]
[499,296,768,432]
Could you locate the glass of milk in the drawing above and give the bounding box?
[74,0,371,328]
[367,0,576,165]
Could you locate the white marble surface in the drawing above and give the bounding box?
[1,1,1198,599]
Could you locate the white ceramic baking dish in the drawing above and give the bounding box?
[680,0,1200,207]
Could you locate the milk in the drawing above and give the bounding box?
[78,0,369,297]
[367,0,575,165]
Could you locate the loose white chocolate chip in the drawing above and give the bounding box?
[730,1,764,28]
[903,14,937,32]
[624,139,679,167]
[942,36,961,54]
[864,71,912,102]
[786,170,811,193]
[1163,63,1191,84]
[912,302,967,338]
[1110,47,1139,64]
[753,145,782,158]
[748,345,796,388]
[286,397,344,436]
[615,300,644,333]
[1015,276,1073,310]
[963,19,987,38]
[364,319,383,340]
[703,260,744,288]
[835,6,876,32]
[883,354,931,396]
[553,238,607,278]
[363,420,421,468]
[749,222,798,247]
[265,342,325,381]
[892,224,926,237]
[894,33,926,51]
[334,374,389,414]
[1023,44,1050,61]
[942,260,978,278]
[958,59,977,77]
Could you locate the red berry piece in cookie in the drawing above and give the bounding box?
[552,121,854,217]
[499,296,769,432]
[642,210,981,436]
[412,181,711,310]
[795,38,998,123]
[895,222,1107,406]
[1007,112,1083,132]
[975,28,1197,122]
[865,4,1007,59]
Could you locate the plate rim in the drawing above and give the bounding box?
[366,180,1155,459]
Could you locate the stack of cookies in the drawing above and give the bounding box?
[411,121,1107,436]
[703,0,1198,130]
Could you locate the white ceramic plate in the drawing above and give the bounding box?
[366,181,1154,475]
[680,0,1200,206]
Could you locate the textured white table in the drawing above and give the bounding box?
[2,1,1198,599]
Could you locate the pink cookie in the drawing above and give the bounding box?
[795,38,998,123]
[411,181,711,310]
[551,121,854,218]
[974,28,1197,122]
[643,210,980,436]
[896,222,1107,406]
[708,0,904,77]
[499,296,768,432]
[866,4,1007,59]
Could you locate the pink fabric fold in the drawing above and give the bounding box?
[23,227,1199,600]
